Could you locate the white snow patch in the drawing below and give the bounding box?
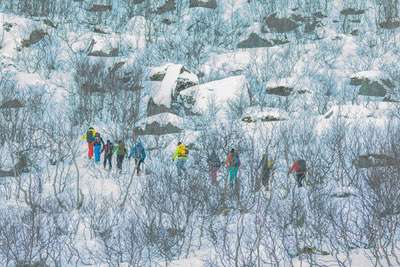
[153,64,183,108]
[180,75,249,114]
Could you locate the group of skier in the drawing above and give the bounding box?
[82,127,146,174]
[82,127,308,189]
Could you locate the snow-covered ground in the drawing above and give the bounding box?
[1,0,400,266]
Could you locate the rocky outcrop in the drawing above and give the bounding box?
[21,29,47,47]
[0,99,25,109]
[189,0,217,9]
[147,64,199,116]
[266,86,293,96]
[133,113,183,136]
[237,33,289,48]
[133,121,182,136]
[379,19,400,30]
[88,4,112,12]
[147,98,176,117]
[179,75,250,115]
[156,0,176,14]
[350,71,395,97]
[263,13,300,33]
[88,47,119,57]
[340,8,365,16]
[353,154,399,169]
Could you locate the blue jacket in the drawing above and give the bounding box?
[129,142,146,161]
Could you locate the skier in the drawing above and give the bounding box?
[129,139,146,175]
[116,140,127,172]
[82,127,96,160]
[102,140,114,170]
[225,149,241,187]
[258,151,274,191]
[225,148,241,206]
[207,150,221,185]
[173,142,188,176]
[288,159,307,187]
[93,133,104,163]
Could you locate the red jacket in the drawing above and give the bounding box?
[289,161,304,174]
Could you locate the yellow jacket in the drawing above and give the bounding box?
[173,144,188,160]
[81,129,96,142]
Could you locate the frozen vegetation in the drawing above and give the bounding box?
[1,0,400,266]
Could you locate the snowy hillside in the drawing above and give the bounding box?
[1,0,400,266]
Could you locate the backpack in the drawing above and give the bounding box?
[86,130,95,142]
[105,143,113,155]
[232,153,240,167]
[135,143,146,159]
[298,159,307,172]
[118,144,126,156]
[178,145,188,157]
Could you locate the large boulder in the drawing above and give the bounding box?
[85,38,120,57]
[156,0,176,14]
[21,29,47,47]
[189,0,217,9]
[147,64,198,116]
[340,8,365,16]
[263,13,299,33]
[350,71,395,97]
[133,113,183,136]
[379,19,400,30]
[179,75,250,115]
[265,78,308,96]
[237,33,289,48]
[88,4,112,12]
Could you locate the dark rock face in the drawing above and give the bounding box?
[379,19,400,29]
[340,8,365,16]
[266,86,294,97]
[147,98,176,117]
[353,154,399,168]
[88,48,119,57]
[264,13,300,33]
[156,0,176,14]
[21,29,47,47]
[189,0,217,9]
[350,76,394,97]
[237,33,289,48]
[0,99,25,109]
[133,121,183,136]
[88,4,112,12]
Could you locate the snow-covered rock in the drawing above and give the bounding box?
[350,70,395,97]
[179,75,250,115]
[241,106,289,123]
[266,78,308,96]
[237,33,289,49]
[133,113,184,136]
[147,64,199,116]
